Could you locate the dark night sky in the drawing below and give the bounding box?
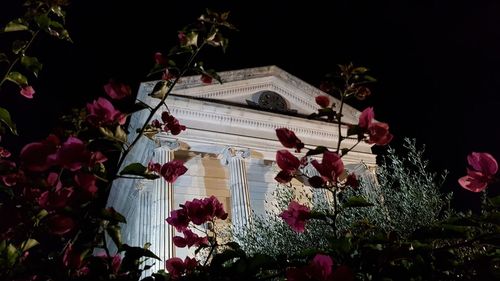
[1,0,500,208]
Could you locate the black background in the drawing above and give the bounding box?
[1,0,500,209]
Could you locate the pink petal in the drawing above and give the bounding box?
[458,175,488,192]
[468,152,498,176]
[20,86,35,99]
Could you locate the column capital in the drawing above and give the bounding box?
[153,133,180,151]
[219,147,250,166]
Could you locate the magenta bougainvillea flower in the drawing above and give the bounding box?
[200,74,213,84]
[202,195,229,221]
[166,208,190,232]
[160,160,188,183]
[286,254,354,281]
[173,229,209,248]
[311,151,344,182]
[20,134,60,172]
[103,80,131,100]
[275,150,301,183]
[358,107,393,146]
[275,128,304,152]
[38,187,74,210]
[63,243,84,269]
[20,85,35,99]
[47,214,75,236]
[315,96,330,108]
[167,196,228,231]
[458,152,498,192]
[86,97,126,126]
[74,172,98,196]
[165,257,197,280]
[161,112,186,135]
[344,173,359,189]
[279,201,311,232]
[48,137,88,171]
[0,147,11,158]
[154,52,168,66]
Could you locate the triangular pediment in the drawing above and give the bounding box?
[139,66,361,123]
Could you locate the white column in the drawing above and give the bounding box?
[220,147,252,234]
[148,138,179,273]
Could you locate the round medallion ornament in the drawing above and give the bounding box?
[257,91,287,111]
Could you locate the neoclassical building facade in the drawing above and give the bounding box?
[107,66,377,272]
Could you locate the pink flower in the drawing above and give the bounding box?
[0,147,11,158]
[276,150,300,172]
[103,80,131,100]
[200,74,213,84]
[286,254,334,281]
[311,151,344,182]
[173,229,209,248]
[38,187,74,210]
[86,97,126,126]
[160,160,187,183]
[279,201,310,232]
[275,150,301,184]
[154,52,168,65]
[185,198,208,225]
[48,137,88,171]
[459,152,498,192]
[20,86,35,99]
[276,128,304,152]
[47,214,75,235]
[74,172,98,196]
[358,107,374,129]
[20,134,60,172]
[344,173,359,189]
[166,207,190,232]
[367,122,393,145]
[315,96,330,108]
[165,257,197,279]
[161,112,186,135]
[358,107,393,146]
[202,195,229,220]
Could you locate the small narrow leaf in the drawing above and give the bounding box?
[343,196,373,208]
[21,239,39,252]
[0,107,17,135]
[4,19,28,32]
[306,146,329,157]
[119,163,159,180]
[106,225,123,248]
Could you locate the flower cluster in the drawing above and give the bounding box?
[148,160,188,183]
[151,111,187,135]
[286,254,353,281]
[459,152,498,192]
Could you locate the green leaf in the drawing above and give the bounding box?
[35,14,50,29]
[21,56,43,77]
[6,244,19,266]
[101,207,127,224]
[0,107,17,135]
[106,225,123,248]
[12,40,27,55]
[343,196,373,208]
[6,71,28,86]
[364,75,377,82]
[119,163,159,180]
[4,19,28,32]
[306,146,328,157]
[21,239,39,252]
[352,67,369,74]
